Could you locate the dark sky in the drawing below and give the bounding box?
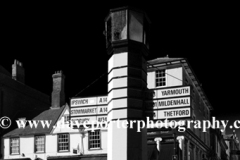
[1,2,239,135]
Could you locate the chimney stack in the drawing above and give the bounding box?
[12,59,25,84]
[51,71,65,109]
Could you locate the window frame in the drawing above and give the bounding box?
[88,130,101,150]
[155,69,167,88]
[192,115,196,133]
[64,114,70,124]
[34,135,45,153]
[57,133,70,152]
[10,137,20,155]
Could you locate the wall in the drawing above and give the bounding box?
[147,62,211,159]
[182,67,211,147]
[147,67,183,89]
[3,108,107,160]
[4,131,108,160]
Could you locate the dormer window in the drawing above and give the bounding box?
[64,115,70,124]
[156,70,166,87]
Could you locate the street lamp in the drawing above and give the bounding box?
[104,6,150,56]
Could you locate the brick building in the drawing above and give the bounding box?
[0,60,50,158]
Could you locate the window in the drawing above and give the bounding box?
[35,136,45,153]
[156,70,166,87]
[199,129,202,140]
[207,130,210,146]
[192,116,196,133]
[192,89,195,108]
[10,138,20,154]
[184,139,188,160]
[58,134,69,152]
[206,108,209,120]
[89,130,101,149]
[196,148,199,160]
[215,137,218,153]
[64,115,70,124]
[185,78,189,85]
[203,132,206,144]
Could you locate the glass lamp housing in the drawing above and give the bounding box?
[105,6,150,55]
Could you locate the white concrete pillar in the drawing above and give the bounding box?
[177,136,185,160]
[107,52,147,160]
[79,133,84,155]
[154,137,162,152]
[154,137,162,160]
[177,136,184,150]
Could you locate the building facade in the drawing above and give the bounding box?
[3,104,108,160]
[2,72,107,160]
[146,56,212,160]
[69,56,215,160]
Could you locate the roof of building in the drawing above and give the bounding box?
[0,65,11,76]
[3,105,67,137]
[147,56,184,64]
[147,56,213,110]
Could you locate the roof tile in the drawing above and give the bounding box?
[4,105,66,137]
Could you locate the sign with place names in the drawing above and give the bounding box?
[71,97,96,107]
[146,97,190,109]
[70,96,108,125]
[71,96,108,107]
[154,97,190,109]
[153,86,190,99]
[71,116,107,125]
[71,106,107,116]
[153,108,191,119]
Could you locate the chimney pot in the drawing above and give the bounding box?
[12,59,25,84]
[51,71,65,109]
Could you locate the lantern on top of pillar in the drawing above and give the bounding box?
[104,6,150,56]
